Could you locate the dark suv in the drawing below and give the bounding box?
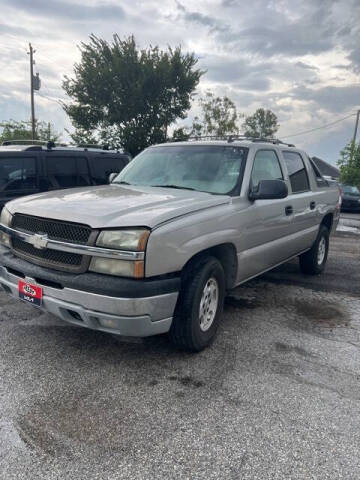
[0,142,131,209]
[340,184,360,212]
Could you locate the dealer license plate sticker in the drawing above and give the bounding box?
[18,280,43,306]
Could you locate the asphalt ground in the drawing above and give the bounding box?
[0,220,359,479]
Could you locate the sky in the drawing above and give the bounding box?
[0,0,359,165]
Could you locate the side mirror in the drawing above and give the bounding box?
[108,172,118,183]
[249,179,288,201]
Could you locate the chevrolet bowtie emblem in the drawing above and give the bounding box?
[29,233,48,250]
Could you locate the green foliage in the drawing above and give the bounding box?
[65,127,98,146]
[171,127,191,142]
[37,122,62,142]
[338,141,360,186]
[0,119,61,144]
[243,108,279,138]
[191,91,241,137]
[63,34,203,155]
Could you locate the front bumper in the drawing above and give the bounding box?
[341,203,360,212]
[0,248,179,337]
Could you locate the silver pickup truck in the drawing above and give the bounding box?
[0,139,340,351]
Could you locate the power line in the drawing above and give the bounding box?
[282,112,356,139]
[37,92,64,107]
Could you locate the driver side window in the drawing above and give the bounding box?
[251,149,283,188]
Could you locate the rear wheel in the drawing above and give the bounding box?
[169,257,225,352]
[299,225,329,275]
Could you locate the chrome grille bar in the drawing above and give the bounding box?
[0,224,144,261]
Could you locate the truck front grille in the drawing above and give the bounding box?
[12,214,91,244]
[11,214,94,273]
[12,238,83,266]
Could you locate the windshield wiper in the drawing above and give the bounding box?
[115,180,132,185]
[151,184,196,191]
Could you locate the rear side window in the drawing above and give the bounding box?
[89,155,128,185]
[251,149,283,188]
[0,157,37,191]
[46,156,90,188]
[307,156,328,186]
[283,151,310,193]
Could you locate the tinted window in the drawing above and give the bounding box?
[342,185,360,194]
[0,157,37,191]
[76,157,91,186]
[89,156,128,185]
[283,151,310,193]
[308,158,322,179]
[46,156,90,188]
[251,150,283,187]
[306,155,328,186]
[115,146,247,195]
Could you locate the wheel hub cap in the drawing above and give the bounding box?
[317,236,326,265]
[199,277,219,332]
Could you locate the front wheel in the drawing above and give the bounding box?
[169,257,225,352]
[299,225,329,275]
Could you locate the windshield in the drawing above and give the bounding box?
[114,145,247,195]
[342,185,360,195]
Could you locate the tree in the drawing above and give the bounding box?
[243,108,279,138]
[0,119,61,144]
[338,141,360,186]
[63,34,203,156]
[190,91,241,137]
[171,127,191,142]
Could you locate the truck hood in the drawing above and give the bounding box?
[6,184,230,229]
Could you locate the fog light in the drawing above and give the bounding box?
[98,318,119,329]
[89,257,144,278]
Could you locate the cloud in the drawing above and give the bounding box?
[290,85,360,114]
[294,61,319,71]
[2,0,126,21]
[0,0,357,165]
[0,23,30,36]
[175,1,227,33]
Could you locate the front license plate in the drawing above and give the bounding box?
[18,280,43,306]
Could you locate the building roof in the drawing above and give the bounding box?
[312,156,340,179]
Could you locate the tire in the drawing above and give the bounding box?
[299,225,329,275]
[169,256,225,352]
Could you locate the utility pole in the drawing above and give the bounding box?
[28,43,36,140]
[352,110,360,147]
[350,109,360,162]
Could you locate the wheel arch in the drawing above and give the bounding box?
[181,243,238,291]
[321,212,333,231]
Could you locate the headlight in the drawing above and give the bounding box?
[0,207,12,227]
[96,228,149,251]
[90,228,149,278]
[0,207,12,248]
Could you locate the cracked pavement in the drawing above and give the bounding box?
[0,228,359,479]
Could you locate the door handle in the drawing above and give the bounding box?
[285,205,293,216]
[310,201,316,210]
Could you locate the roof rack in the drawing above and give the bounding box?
[0,140,129,154]
[77,143,110,150]
[1,139,67,150]
[2,139,47,146]
[183,135,295,148]
[77,143,128,154]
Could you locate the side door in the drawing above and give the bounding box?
[280,150,318,251]
[236,148,295,283]
[0,153,39,208]
[43,153,91,190]
[88,155,129,185]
